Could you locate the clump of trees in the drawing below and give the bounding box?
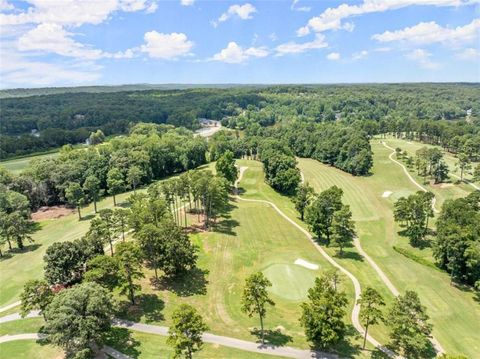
[415,147,449,184]
[433,191,480,287]
[304,186,356,253]
[0,183,35,255]
[394,191,435,246]
[258,139,301,194]
[1,123,208,213]
[300,271,348,349]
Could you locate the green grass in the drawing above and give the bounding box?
[0,340,62,359]
[0,318,44,336]
[0,163,215,308]
[112,160,371,357]
[263,263,318,301]
[0,152,59,175]
[297,141,480,358]
[106,328,289,359]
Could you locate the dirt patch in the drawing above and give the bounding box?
[31,205,74,221]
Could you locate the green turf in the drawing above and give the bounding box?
[0,317,44,336]
[106,328,290,359]
[0,340,62,359]
[0,152,59,175]
[263,263,318,301]
[297,141,479,358]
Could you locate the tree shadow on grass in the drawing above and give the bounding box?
[105,327,141,359]
[335,249,364,262]
[213,218,240,236]
[250,328,292,347]
[317,325,361,359]
[117,293,165,323]
[80,214,95,221]
[212,202,239,236]
[8,243,42,254]
[156,267,209,297]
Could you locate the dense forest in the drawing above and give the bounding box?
[1,83,479,158]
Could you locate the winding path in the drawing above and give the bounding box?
[0,312,335,359]
[373,142,446,354]
[382,142,439,213]
[234,167,395,357]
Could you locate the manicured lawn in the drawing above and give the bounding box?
[106,328,290,359]
[114,160,371,357]
[0,152,59,175]
[381,136,476,209]
[297,141,480,358]
[0,317,44,336]
[0,340,62,359]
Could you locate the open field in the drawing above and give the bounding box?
[381,136,477,209]
[296,140,480,358]
[126,189,367,355]
[0,152,59,175]
[0,340,62,359]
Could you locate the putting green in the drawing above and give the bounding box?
[263,263,318,301]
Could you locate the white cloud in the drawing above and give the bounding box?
[0,51,101,87]
[17,23,103,59]
[327,52,341,60]
[352,50,368,60]
[0,0,158,27]
[212,41,268,64]
[180,0,195,6]
[297,0,475,36]
[16,23,135,59]
[214,3,256,26]
[291,0,311,12]
[0,0,14,11]
[372,19,480,46]
[275,34,328,56]
[406,49,440,69]
[141,31,193,59]
[456,47,480,60]
[269,33,278,41]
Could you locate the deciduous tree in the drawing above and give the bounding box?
[241,272,275,344]
[20,279,54,319]
[300,273,348,349]
[167,304,208,359]
[43,282,113,359]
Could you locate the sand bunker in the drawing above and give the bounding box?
[294,259,319,270]
[382,191,393,198]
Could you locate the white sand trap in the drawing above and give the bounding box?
[295,259,319,270]
[382,191,393,198]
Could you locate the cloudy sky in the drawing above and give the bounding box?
[0,0,479,87]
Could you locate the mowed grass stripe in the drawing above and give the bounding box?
[299,143,480,357]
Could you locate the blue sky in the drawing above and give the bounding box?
[0,0,479,87]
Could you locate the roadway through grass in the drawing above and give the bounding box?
[297,140,480,358]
